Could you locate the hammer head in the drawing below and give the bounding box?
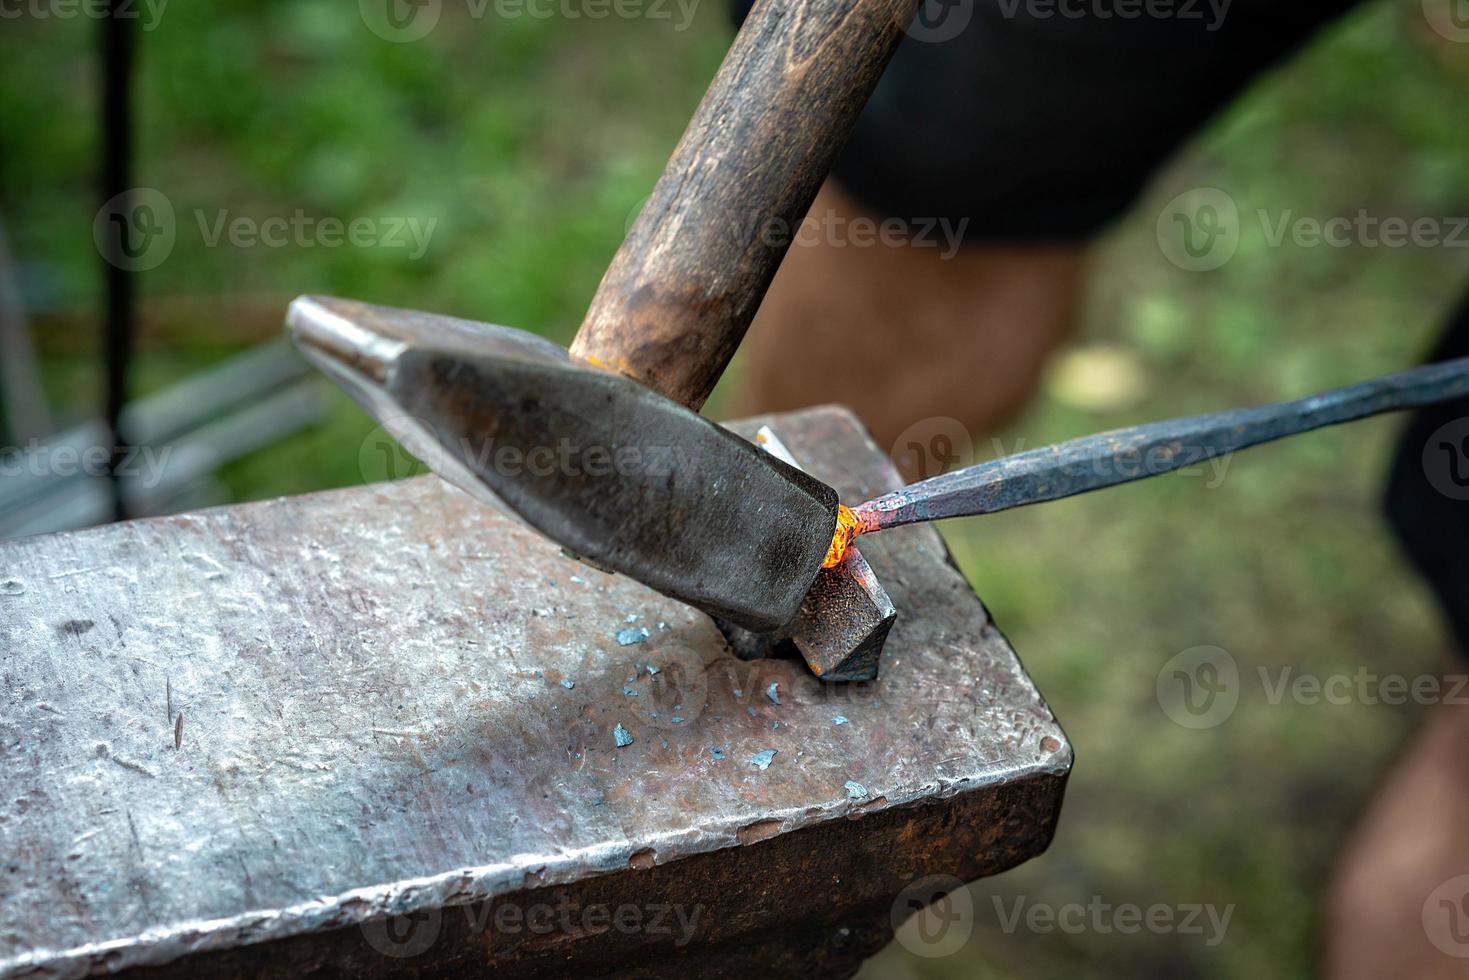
[287,297,837,632]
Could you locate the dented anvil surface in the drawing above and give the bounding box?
[0,406,1070,980]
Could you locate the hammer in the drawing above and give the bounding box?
[291,0,922,641]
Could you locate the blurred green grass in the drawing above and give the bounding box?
[3,0,732,494]
[6,1,1469,977]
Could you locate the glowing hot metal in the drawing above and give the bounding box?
[821,504,864,569]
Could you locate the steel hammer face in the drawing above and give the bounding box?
[287,296,838,633]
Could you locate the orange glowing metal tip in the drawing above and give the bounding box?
[822,504,865,568]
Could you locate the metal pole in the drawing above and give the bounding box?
[0,219,55,445]
[100,0,136,523]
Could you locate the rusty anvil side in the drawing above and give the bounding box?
[0,407,1071,980]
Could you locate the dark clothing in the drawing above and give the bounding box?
[736,0,1365,242]
[1386,302,1469,651]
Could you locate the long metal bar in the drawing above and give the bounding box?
[100,0,137,522]
[854,356,1469,531]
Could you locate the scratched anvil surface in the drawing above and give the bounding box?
[0,406,1070,979]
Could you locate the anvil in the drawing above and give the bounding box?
[0,406,1071,979]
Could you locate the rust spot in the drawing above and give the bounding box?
[628,848,657,870]
[846,797,888,820]
[735,819,783,845]
[1040,736,1061,753]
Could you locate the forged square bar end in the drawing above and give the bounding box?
[792,548,896,681]
[747,425,896,681]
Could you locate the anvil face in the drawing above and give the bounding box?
[0,405,1069,979]
[287,296,837,632]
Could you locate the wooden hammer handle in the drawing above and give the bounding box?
[571,0,923,411]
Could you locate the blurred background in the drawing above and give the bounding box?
[4,0,1469,976]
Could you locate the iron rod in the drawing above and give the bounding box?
[853,357,1469,531]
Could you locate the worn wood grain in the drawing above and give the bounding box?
[571,0,923,410]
